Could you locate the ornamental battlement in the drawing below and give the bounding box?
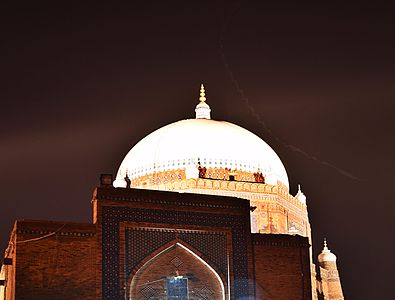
[128,174,309,236]
[130,168,306,209]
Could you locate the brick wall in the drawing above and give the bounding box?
[13,220,96,300]
[252,234,312,300]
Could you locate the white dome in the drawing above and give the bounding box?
[318,251,337,263]
[114,118,289,189]
[318,240,337,262]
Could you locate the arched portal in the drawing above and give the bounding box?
[128,242,226,300]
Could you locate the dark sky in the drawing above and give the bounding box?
[1,1,394,299]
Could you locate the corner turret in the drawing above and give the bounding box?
[317,239,344,300]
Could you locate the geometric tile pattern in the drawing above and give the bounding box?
[179,231,227,273]
[197,286,214,299]
[125,228,228,279]
[125,229,175,275]
[102,205,249,300]
[170,256,183,268]
[139,285,159,299]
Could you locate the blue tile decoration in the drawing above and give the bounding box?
[102,206,250,300]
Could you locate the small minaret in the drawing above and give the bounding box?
[195,83,211,119]
[295,184,307,204]
[317,239,344,300]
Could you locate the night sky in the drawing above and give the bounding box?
[1,2,394,299]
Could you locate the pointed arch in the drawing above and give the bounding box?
[127,240,226,300]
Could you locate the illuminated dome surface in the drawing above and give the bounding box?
[318,240,337,263]
[114,118,289,189]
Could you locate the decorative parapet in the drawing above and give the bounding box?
[144,177,307,211]
[127,172,310,237]
[130,169,296,201]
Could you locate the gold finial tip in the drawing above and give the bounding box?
[199,83,206,102]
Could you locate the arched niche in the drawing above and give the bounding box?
[128,241,226,300]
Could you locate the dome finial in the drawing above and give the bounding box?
[199,83,206,102]
[318,237,337,262]
[323,238,329,251]
[195,83,211,119]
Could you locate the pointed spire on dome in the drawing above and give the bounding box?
[195,83,211,119]
[199,83,206,102]
[323,238,329,251]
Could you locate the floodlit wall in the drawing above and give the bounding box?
[12,221,97,300]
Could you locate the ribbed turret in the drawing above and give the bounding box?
[317,239,344,300]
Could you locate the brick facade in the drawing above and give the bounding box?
[252,234,312,300]
[8,221,96,300]
[1,187,313,299]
